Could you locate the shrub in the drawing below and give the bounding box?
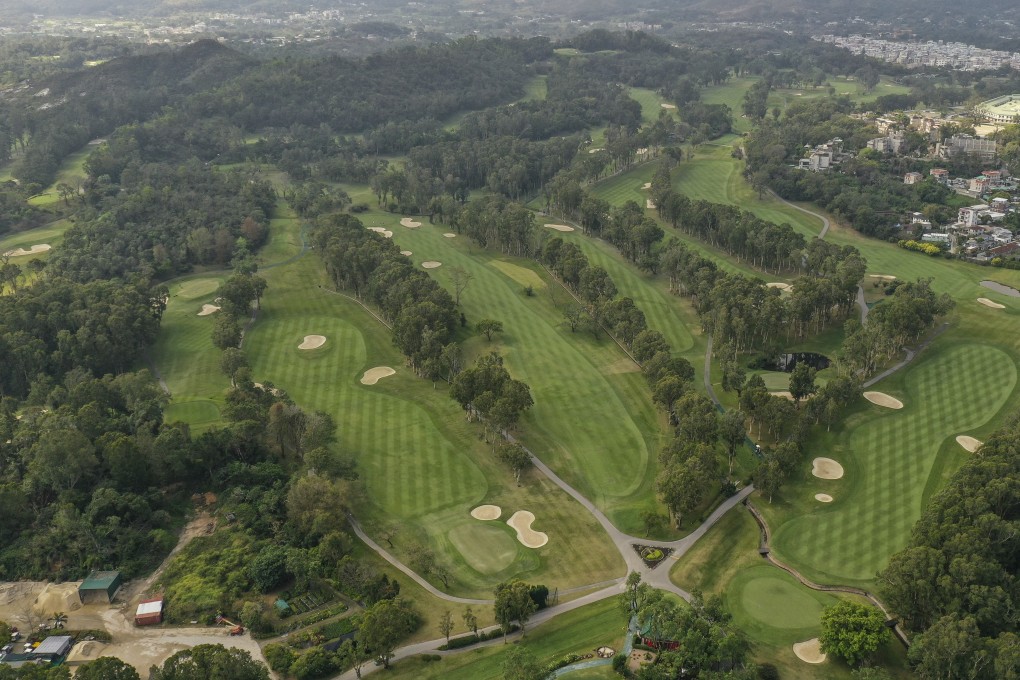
[264,644,297,673]
[248,545,290,593]
[757,663,780,680]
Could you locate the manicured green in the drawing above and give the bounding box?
[731,566,830,632]
[770,343,1016,585]
[374,216,666,534]
[384,598,626,680]
[154,197,625,599]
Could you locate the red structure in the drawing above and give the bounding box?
[135,597,163,626]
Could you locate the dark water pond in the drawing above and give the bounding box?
[751,352,831,373]
[981,280,1020,298]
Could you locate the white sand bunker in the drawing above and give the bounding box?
[646,199,656,210]
[400,250,413,257]
[766,282,793,291]
[977,298,1005,309]
[770,391,796,401]
[956,435,983,453]
[298,335,326,350]
[400,217,421,229]
[793,638,826,664]
[470,505,502,521]
[544,224,575,232]
[368,227,393,239]
[588,147,603,154]
[863,391,903,409]
[422,261,443,269]
[360,366,395,385]
[507,510,548,548]
[815,493,833,503]
[661,103,677,109]
[4,243,51,257]
[812,458,844,480]
[641,182,651,190]
[869,274,897,281]
[197,304,220,316]
[443,232,456,238]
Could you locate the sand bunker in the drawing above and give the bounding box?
[422,261,442,269]
[770,391,796,401]
[34,583,82,615]
[868,274,897,281]
[956,435,983,453]
[400,217,422,229]
[197,304,220,316]
[814,493,833,503]
[588,148,603,154]
[507,510,548,548]
[4,244,51,257]
[646,199,656,210]
[660,103,677,109]
[298,335,326,350]
[766,282,793,291]
[793,638,826,664]
[443,233,456,238]
[400,250,413,257]
[812,458,844,480]
[863,391,903,409]
[470,505,502,521]
[641,182,651,189]
[977,298,1005,309]
[253,382,282,397]
[360,366,395,385]
[368,227,393,239]
[544,224,575,232]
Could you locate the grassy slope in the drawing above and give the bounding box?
[384,598,626,680]
[27,144,92,207]
[361,214,666,535]
[642,87,1020,590]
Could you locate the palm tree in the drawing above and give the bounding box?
[51,612,67,629]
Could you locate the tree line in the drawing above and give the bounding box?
[880,411,1020,679]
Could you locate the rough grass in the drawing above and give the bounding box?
[0,218,71,260]
[768,342,1016,585]
[384,598,626,680]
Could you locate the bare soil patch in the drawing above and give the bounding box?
[470,505,502,520]
[811,458,844,480]
[863,391,903,409]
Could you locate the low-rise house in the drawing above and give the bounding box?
[929,168,950,182]
[904,171,923,184]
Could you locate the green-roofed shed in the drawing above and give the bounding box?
[78,570,122,604]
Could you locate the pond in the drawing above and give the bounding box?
[751,352,831,373]
[980,280,1020,298]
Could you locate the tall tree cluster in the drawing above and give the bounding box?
[313,214,460,379]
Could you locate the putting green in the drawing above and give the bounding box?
[447,523,518,575]
[772,343,1016,584]
[732,567,827,630]
[176,278,221,300]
